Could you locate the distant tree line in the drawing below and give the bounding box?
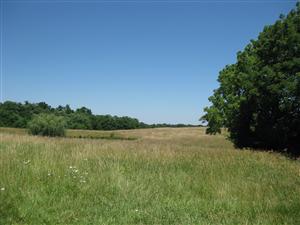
[202,3,300,156]
[0,101,200,130]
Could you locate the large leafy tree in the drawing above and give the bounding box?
[202,3,300,155]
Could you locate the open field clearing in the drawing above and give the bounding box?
[0,127,300,225]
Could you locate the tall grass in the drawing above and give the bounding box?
[0,127,299,224]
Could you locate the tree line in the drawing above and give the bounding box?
[202,3,300,156]
[0,101,199,130]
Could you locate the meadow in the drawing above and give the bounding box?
[0,127,300,225]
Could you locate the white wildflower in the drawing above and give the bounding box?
[24,160,31,165]
[0,187,5,191]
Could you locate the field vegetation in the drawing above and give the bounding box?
[1,127,299,225]
[1,3,300,225]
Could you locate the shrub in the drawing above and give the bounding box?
[28,114,66,137]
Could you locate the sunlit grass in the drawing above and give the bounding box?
[0,127,138,140]
[0,127,299,224]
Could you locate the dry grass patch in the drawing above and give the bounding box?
[0,127,299,225]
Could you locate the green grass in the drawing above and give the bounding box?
[0,127,300,224]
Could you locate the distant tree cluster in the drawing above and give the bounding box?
[202,3,300,155]
[139,123,200,128]
[0,101,141,130]
[0,101,199,131]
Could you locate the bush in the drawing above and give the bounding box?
[28,114,66,137]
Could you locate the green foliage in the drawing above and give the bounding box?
[28,114,66,137]
[202,3,300,155]
[0,101,200,131]
[66,113,93,130]
[92,115,140,130]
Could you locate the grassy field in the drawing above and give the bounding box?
[0,127,300,225]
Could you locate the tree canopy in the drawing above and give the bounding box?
[202,3,300,155]
[0,101,199,131]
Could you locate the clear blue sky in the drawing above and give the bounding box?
[1,0,297,124]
